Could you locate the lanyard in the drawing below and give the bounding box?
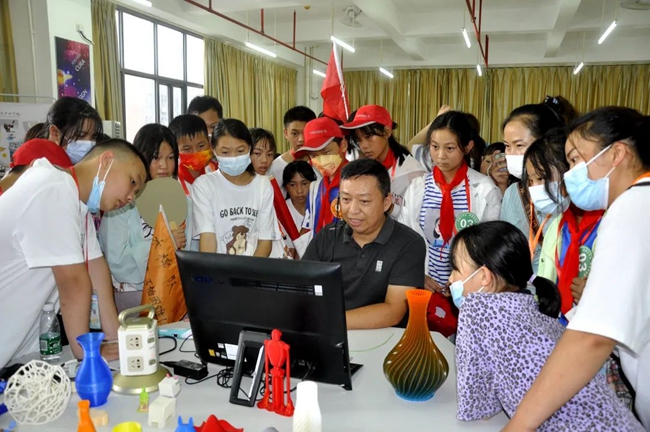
[554,218,599,280]
[179,176,190,196]
[70,167,89,271]
[528,204,551,260]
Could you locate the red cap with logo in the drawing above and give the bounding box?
[340,104,392,130]
[294,117,344,157]
[10,139,74,169]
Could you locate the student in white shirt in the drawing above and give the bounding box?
[187,96,223,139]
[268,106,318,189]
[282,160,317,233]
[0,139,147,367]
[99,124,190,292]
[505,107,650,431]
[340,104,426,219]
[249,128,276,176]
[192,119,277,256]
[400,111,501,297]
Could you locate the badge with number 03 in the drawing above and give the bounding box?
[578,246,594,278]
[455,211,480,232]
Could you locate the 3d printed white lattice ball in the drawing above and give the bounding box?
[4,360,72,425]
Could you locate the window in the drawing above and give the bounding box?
[116,10,205,141]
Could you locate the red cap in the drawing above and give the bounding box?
[10,139,73,169]
[295,117,344,157]
[341,104,392,130]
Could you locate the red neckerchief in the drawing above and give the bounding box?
[0,185,3,197]
[557,206,604,314]
[316,160,348,232]
[433,162,468,244]
[178,164,205,194]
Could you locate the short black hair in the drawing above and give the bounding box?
[96,133,111,144]
[502,97,569,140]
[341,158,391,197]
[451,220,561,318]
[213,119,255,175]
[282,160,317,188]
[484,142,506,156]
[168,114,209,142]
[45,97,103,145]
[133,124,179,180]
[249,128,277,154]
[283,106,316,128]
[521,128,569,205]
[83,138,148,170]
[187,95,223,119]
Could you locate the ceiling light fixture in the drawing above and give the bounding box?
[573,61,584,75]
[462,28,472,48]
[330,35,356,53]
[132,0,152,6]
[598,20,617,44]
[313,69,327,78]
[476,64,482,76]
[245,42,277,58]
[379,67,394,79]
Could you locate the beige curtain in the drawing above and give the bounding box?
[345,64,650,143]
[0,0,18,102]
[92,0,123,123]
[205,38,297,153]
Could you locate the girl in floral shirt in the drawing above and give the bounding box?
[450,221,643,431]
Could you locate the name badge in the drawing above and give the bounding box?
[89,293,101,330]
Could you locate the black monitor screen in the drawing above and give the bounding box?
[176,251,356,390]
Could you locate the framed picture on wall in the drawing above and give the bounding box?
[55,37,91,103]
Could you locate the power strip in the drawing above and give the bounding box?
[118,319,159,376]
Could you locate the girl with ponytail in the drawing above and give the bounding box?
[450,220,643,431]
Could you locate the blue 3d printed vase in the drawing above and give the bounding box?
[383,289,449,401]
[76,332,113,407]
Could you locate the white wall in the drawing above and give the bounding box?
[9,0,94,104]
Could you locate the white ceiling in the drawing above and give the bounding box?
[118,0,650,69]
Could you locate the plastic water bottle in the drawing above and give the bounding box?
[39,303,62,362]
[293,381,322,432]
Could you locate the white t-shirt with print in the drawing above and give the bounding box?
[568,177,650,429]
[192,171,278,255]
[0,159,103,367]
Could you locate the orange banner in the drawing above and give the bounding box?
[141,209,186,324]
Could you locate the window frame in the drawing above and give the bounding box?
[116,7,204,137]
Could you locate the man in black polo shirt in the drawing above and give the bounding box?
[302,159,426,329]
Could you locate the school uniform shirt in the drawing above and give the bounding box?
[0,159,103,367]
[567,176,650,429]
[400,168,501,285]
[456,292,644,431]
[192,171,278,256]
[500,183,548,272]
[389,154,427,220]
[301,176,342,238]
[287,198,305,230]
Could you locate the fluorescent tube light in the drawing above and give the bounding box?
[573,62,584,75]
[313,69,326,78]
[462,28,472,48]
[132,0,152,6]
[379,67,394,78]
[330,35,356,53]
[476,64,482,76]
[598,21,616,44]
[245,42,277,58]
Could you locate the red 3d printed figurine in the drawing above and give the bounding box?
[257,329,294,416]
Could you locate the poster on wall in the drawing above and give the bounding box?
[55,37,91,103]
[0,103,52,177]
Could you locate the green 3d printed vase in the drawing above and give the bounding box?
[383,289,449,401]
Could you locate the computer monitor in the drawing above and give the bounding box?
[176,251,360,390]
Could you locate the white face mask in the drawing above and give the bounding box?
[449,267,484,309]
[528,181,571,215]
[65,140,96,164]
[505,155,524,179]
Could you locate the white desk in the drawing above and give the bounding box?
[1,328,508,431]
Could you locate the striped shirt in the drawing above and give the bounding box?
[419,173,469,285]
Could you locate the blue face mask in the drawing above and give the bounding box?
[529,181,571,215]
[563,145,615,211]
[65,140,95,164]
[217,154,251,177]
[449,267,484,309]
[87,160,113,214]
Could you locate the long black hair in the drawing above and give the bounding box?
[450,220,561,318]
[568,107,650,170]
[501,97,572,140]
[133,124,179,180]
[427,111,476,165]
[521,128,569,205]
[45,97,103,146]
[249,128,277,154]
[212,119,255,175]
